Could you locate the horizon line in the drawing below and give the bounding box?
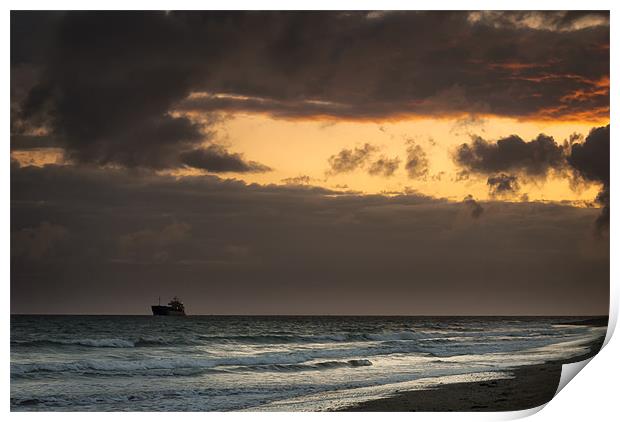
[10,313,609,318]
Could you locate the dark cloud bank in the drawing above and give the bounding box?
[11,164,608,315]
[455,125,610,232]
[11,11,609,171]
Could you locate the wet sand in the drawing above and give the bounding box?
[341,318,607,412]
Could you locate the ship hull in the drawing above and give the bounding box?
[151,305,186,316]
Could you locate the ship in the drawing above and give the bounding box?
[151,296,186,316]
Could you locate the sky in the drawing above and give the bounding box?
[10,11,609,315]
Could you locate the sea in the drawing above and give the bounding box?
[10,315,606,411]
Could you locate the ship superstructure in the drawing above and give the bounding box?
[151,296,186,316]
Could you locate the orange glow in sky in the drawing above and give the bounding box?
[12,111,608,205]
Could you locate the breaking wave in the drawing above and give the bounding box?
[197,330,422,344]
[12,337,202,349]
[12,338,136,348]
[240,359,373,372]
[11,353,375,378]
[14,329,538,350]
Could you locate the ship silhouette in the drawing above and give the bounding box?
[151,296,186,316]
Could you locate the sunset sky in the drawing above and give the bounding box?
[10,11,609,315]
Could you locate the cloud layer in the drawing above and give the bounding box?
[11,164,608,315]
[11,11,609,171]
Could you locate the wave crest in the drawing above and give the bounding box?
[12,338,135,348]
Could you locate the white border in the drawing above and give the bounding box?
[3,2,617,421]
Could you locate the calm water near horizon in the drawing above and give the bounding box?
[11,315,606,411]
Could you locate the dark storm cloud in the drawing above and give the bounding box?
[568,125,609,185]
[179,145,271,173]
[456,125,610,232]
[327,143,378,175]
[455,134,566,178]
[405,142,429,179]
[568,125,610,232]
[368,156,400,177]
[10,11,269,171]
[463,195,484,219]
[487,174,520,196]
[13,12,202,168]
[174,10,608,121]
[11,164,608,315]
[11,10,609,163]
[67,116,206,170]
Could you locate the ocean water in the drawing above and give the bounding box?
[11,315,606,411]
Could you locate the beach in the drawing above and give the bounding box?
[342,318,607,412]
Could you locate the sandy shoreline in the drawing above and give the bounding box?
[341,318,607,412]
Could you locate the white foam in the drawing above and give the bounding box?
[13,338,136,348]
[65,338,135,348]
[245,371,514,411]
[11,347,386,376]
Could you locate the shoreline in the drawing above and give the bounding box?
[341,319,607,412]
